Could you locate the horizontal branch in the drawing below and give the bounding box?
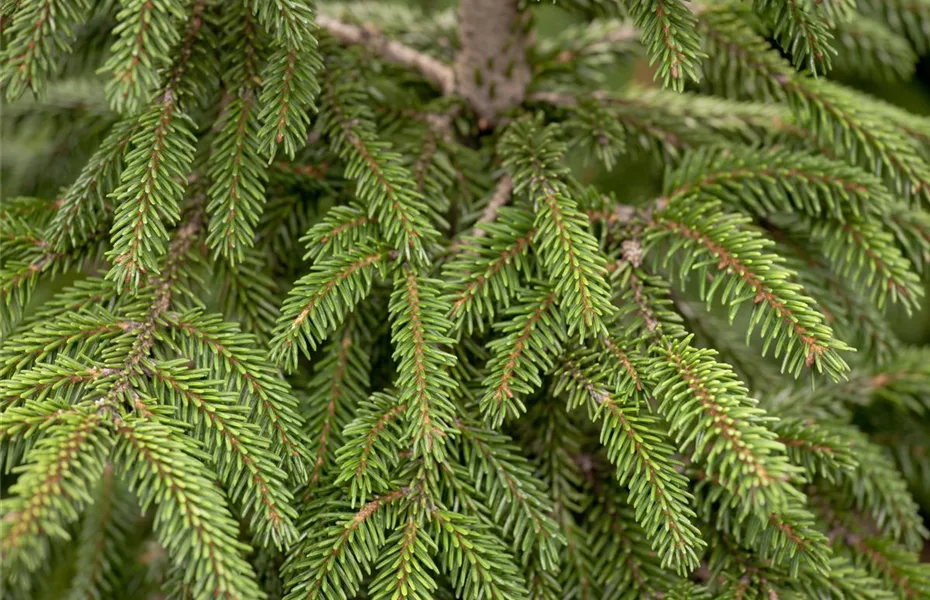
[317,14,455,95]
[529,90,586,107]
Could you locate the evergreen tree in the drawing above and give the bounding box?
[4,0,930,598]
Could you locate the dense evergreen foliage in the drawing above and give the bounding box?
[2,0,930,598]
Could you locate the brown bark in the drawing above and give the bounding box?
[472,175,512,237]
[317,15,455,95]
[454,0,531,126]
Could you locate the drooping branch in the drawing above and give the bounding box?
[100,209,203,413]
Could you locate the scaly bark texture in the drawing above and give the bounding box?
[454,0,531,125]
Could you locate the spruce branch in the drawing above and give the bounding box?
[695,473,832,577]
[588,489,686,597]
[15,277,120,334]
[0,220,110,328]
[660,146,923,310]
[888,206,930,272]
[627,0,706,91]
[301,204,379,262]
[787,78,930,202]
[792,552,903,599]
[698,2,930,202]
[0,2,22,35]
[523,402,595,598]
[101,0,187,113]
[761,506,834,578]
[104,98,196,290]
[249,0,317,46]
[206,92,267,263]
[1,248,62,306]
[271,244,389,371]
[556,355,705,573]
[432,508,530,599]
[663,145,889,220]
[803,216,922,311]
[836,534,930,599]
[0,410,111,578]
[647,200,850,379]
[844,436,928,550]
[65,462,138,600]
[648,338,803,515]
[369,510,439,600]
[303,324,371,487]
[456,419,564,568]
[554,98,627,170]
[113,418,264,600]
[0,358,120,409]
[770,417,859,483]
[777,416,927,553]
[752,0,835,74]
[500,117,615,340]
[480,287,564,426]
[212,248,281,343]
[776,348,930,424]
[97,211,202,413]
[0,308,135,382]
[4,0,930,597]
[2,0,92,100]
[334,392,406,506]
[104,2,211,290]
[831,14,918,81]
[610,259,690,342]
[318,56,439,264]
[144,360,300,548]
[47,117,137,252]
[858,0,930,54]
[766,222,901,359]
[282,489,407,600]
[206,4,267,264]
[162,310,313,480]
[0,399,87,444]
[389,267,458,462]
[256,44,322,159]
[444,205,535,335]
[252,0,323,159]
[532,87,789,162]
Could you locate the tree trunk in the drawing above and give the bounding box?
[454,0,531,127]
